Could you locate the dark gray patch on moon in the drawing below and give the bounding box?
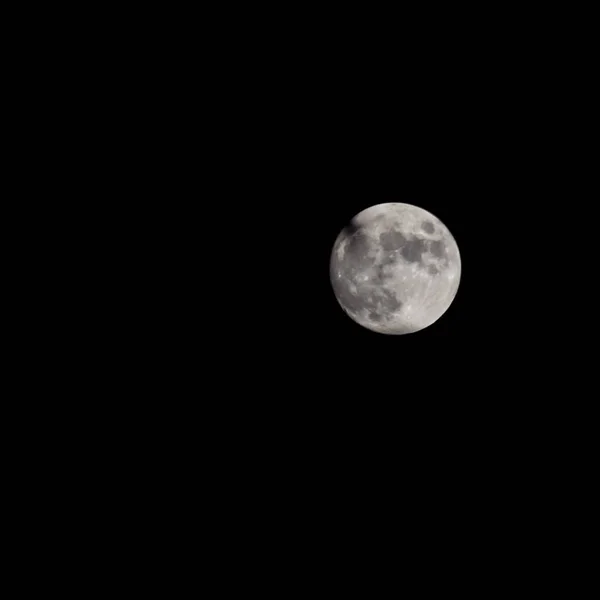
[429,240,446,259]
[347,231,370,259]
[375,255,397,283]
[427,265,439,275]
[380,290,403,312]
[400,237,427,263]
[422,221,435,234]
[379,230,406,251]
[373,266,386,284]
[368,311,382,322]
[380,253,398,268]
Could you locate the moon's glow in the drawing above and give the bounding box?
[330,203,461,334]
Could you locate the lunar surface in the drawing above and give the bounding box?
[330,203,461,334]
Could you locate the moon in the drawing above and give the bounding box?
[330,203,461,334]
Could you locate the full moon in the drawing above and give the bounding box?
[330,203,461,334]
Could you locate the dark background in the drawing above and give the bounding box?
[3,7,594,588]
[18,6,593,578]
